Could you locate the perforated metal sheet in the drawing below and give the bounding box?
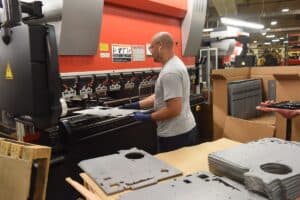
[78,148,182,194]
[209,138,300,200]
[119,171,267,200]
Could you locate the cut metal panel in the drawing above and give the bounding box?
[181,0,207,56]
[119,171,267,200]
[228,79,262,119]
[209,138,300,200]
[78,148,182,195]
[267,80,276,101]
[74,106,149,118]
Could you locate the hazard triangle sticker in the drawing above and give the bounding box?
[5,63,13,80]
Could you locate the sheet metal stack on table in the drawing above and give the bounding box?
[118,171,267,200]
[208,138,300,200]
[78,148,182,195]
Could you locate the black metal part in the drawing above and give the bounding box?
[20,1,43,21]
[286,118,292,141]
[267,101,300,110]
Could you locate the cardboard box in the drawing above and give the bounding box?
[212,66,300,141]
[211,68,250,139]
[223,116,275,143]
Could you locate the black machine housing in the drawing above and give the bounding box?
[0,0,62,128]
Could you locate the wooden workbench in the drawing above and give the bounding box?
[73,138,241,200]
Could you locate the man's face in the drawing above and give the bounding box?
[148,40,161,63]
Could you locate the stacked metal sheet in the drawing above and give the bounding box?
[208,138,300,200]
[78,148,182,194]
[228,79,262,119]
[119,171,267,200]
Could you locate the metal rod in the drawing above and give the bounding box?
[286,118,292,141]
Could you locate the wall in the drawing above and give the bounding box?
[59,1,195,73]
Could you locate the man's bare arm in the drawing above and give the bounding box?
[151,97,182,121]
[139,94,155,109]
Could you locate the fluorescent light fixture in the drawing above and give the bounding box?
[203,28,214,32]
[280,37,284,40]
[270,21,277,26]
[226,26,241,32]
[283,41,288,44]
[266,28,271,31]
[221,17,264,29]
[266,34,275,38]
[264,42,271,45]
[281,8,289,12]
[253,40,257,43]
[272,39,280,42]
[262,32,267,36]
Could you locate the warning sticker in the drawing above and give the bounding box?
[5,63,13,80]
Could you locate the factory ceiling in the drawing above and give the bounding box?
[206,0,300,45]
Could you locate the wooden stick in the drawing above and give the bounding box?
[65,177,103,200]
[80,173,107,200]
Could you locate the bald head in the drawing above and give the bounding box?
[152,32,174,50]
[149,32,175,64]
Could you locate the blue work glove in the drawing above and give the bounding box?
[133,112,152,121]
[119,101,140,109]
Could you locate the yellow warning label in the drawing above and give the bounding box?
[5,63,13,80]
[100,43,109,51]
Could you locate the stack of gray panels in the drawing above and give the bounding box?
[268,80,276,101]
[119,171,267,200]
[208,138,300,200]
[78,148,182,194]
[228,79,262,119]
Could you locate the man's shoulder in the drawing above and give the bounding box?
[166,56,184,66]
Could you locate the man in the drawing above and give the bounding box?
[121,32,198,152]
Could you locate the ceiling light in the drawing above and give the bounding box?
[262,32,267,36]
[283,41,288,44]
[280,37,284,40]
[264,42,271,45]
[281,8,290,12]
[221,17,264,29]
[226,26,241,32]
[266,28,271,31]
[253,40,257,43]
[203,28,214,32]
[266,35,275,38]
[272,39,280,42]
[270,21,277,26]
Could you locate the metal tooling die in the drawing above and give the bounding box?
[208,138,300,200]
[119,171,267,200]
[78,148,182,194]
